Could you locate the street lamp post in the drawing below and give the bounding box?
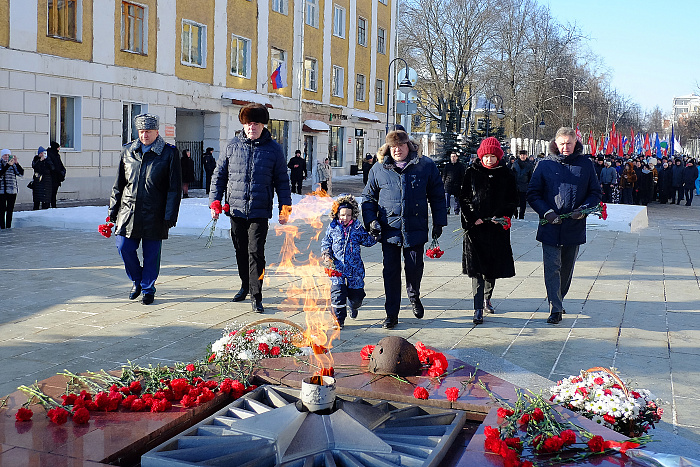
[570,79,589,128]
[485,94,505,138]
[385,58,413,135]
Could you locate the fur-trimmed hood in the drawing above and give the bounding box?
[330,194,360,221]
[547,139,584,160]
[127,134,167,155]
[376,140,421,165]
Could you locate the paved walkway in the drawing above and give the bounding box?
[1,179,699,458]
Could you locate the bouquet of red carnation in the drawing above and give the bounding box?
[201,200,230,247]
[324,267,342,277]
[488,216,512,230]
[98,217,115,238]
[425,238,444,259]
[540,202,608,225]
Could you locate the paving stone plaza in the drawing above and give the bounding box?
[1,178,700,459]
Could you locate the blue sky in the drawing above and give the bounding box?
[546,0,700,114]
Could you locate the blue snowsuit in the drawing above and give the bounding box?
[320,219,376,325]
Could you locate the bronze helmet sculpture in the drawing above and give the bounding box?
[368,336,421,376]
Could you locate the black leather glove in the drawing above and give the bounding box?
[164,219,176,229]
[369,220,382,240]
[109,215,117,223]
[544,210,561,225]
[432,225,443,239]
[571,209,586,220]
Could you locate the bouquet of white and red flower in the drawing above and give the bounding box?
[549,367,662,437]
[488,216,512,230]
[208,324,307,362]
[540,202,608,225]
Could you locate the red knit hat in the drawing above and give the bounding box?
[477,137,504,160]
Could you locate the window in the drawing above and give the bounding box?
[271,47,286,79]
[272,0,288,15]
[268,120,289,160]
[333,5,345,38]
[304,58,318,91]
[121,1,145,53]
[306,0,319,27]
[231,34,251,78]
[181,20,206,67]
[357,17,367,46]
[377,27,386,54]
[48,0,79,40]
[122,102,146,145]
[356,74,366,102]
[328,126,345,167]
[332,66,344,98]
[50,95,80,150]
[376,79,385,105]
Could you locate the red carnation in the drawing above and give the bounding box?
[593,376,604,385]
[72,407,90,424]
[209,200,223,214]
[129,381,142,394]
[531,407,544,422]
[603,413,617,425]
[208,353,217,363]
[483,425,500,439]
[47,407,70,425]
[185,363,196,372]
[130,399,146,412]
[497,407,514,418]
[94,392,110,410]
[504,437,522,452]
[61,393,78,406]
[270,346,281,356]
[223,203,230,213]
[560,429,577,445]
[360,344,375,360]
[15,407,33,421]
[541,435,564,453]
[196,388,216,404]
[445,387,459,402]
[502,448,520,467]
[413,386,429,400]
[258,343,270,354]
[518,413,530,426]
[587,435,605,452]
[484,437,503,454]
[427,352,448,377]
[181,394,198,408]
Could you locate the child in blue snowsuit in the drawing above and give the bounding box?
[321,195,377,329]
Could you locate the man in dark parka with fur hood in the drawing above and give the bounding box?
[527,127,601,324]
[362,129,447,329]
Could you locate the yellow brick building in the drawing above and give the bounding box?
[0,0,396,202]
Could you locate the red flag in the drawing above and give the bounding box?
[618,134,623,158]
[644,134,651,156]
[588,135,597,155]
[575,125,583,143]
[599,135,606,154]
[628,129,635,155]
[611,122,616,139]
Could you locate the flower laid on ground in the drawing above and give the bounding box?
[413,386,429,400]
[488,216,512,230]
[17,383,89,424]
[201,200,230,247]
[483,384,651,466]
[539,202,608,225]
[425,238,445,258]
[414,341,449,377]
[360,345,375,360]
[549,368,662,437]
[209,324,306,362]
[98,216,115,238]
[445,387,459,402]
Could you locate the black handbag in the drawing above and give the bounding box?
[27,180,34,189]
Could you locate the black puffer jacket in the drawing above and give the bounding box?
[210,128,292,219]
[442,161,465,195]
[459,160,517,278]
[108,135,182,240]
[361,141,447,247]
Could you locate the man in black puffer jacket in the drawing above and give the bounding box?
[362,129,447,329]
[210,103,292,313]
[109,113,182,305]
[527,127,601,325]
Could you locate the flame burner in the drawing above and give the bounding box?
[142,385,467,467]
[299,375,336,412]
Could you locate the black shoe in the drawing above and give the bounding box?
[546,312,562,324]
[484,299,495,314]
[473,309,484,325]
[349,307,359,319]
[129,284,142,300]
[183,193,189,198]
[562,308,566,314]
[411,298,424,319]
[382,317,398,329]
[232,288,249,302]
[141,293,154,305]
[251,295,264,313]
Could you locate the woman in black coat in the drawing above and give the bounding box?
[459,137,517,325]
[180,149,195,198]
[31,146,54,210]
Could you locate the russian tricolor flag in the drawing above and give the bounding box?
[270,62,288,89]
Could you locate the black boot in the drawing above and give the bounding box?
[411,298,424,319]
[546,312,562,324]
[251,294,264,313]
[473,309,483,325]
[484,299,495,314]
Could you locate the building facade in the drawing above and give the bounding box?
[672,93,700,123]
[0,0,395,203]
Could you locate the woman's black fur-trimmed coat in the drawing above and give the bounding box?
[459,160,517,279]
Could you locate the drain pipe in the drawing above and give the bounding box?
[98,87,103,177]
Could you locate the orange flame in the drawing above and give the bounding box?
[270,191,339,374]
